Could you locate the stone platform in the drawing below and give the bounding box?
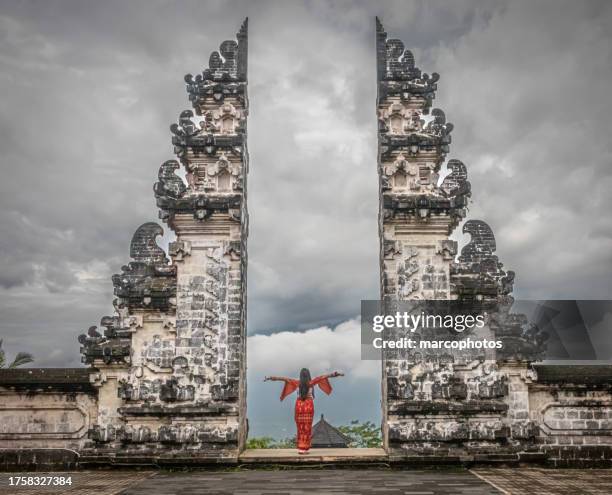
[239,448,388,464]
[238,448,548,467]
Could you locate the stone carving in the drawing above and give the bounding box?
[79,223,176,365]
[379,104,425,135]
[168,240,192,261]
[170,110,198,140]
[158,63,247,224]
[111,222,176,311]
[380,107,453,158]
[440,159,471,199]
[159,378,195,402]
[397,246,420,298]
[376,17,439,108]
[424,108,453,138]
[210,102,243,135]
[156,185,242,223]
[206,154,242,193]
[184,18,248,105]
[451,220,515,303]
[459,220,497,262]
[78,324,129,366]
[378,93,466,225]
[436,240,458,261]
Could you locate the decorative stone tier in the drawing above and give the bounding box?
[376,17,438,110]
[0,368,95,393]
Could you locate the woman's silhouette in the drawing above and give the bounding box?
[264,368,344,454]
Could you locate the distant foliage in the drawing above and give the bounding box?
[245,436,276,449]
[275,436,297,448]
[247,420,382,449]
[246,436,296,449]
[338,420,382,448]
[0,339,34,369]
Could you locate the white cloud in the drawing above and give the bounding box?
[248,318,379,381]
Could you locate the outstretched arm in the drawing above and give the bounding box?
[316,371,344,380]
[264,375,293,382]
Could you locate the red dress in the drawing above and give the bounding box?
[278,375,334,451]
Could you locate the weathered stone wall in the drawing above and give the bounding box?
[529,365,612,466]
[0,369,97,451]
[0,390,97,450]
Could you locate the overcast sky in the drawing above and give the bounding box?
[1,0,611,437]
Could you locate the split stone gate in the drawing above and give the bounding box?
[1,19,611,468]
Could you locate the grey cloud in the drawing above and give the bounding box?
[0,0,611,364]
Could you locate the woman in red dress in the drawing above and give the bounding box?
[264,368,344,454]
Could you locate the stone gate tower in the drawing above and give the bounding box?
[376,18,541,458]
[78,20,249,460]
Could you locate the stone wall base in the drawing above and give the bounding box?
[541,445,612,468]
[0,449,80,472]
[2,446,612,470]
[388,445,612,467]
[78,451,239,468]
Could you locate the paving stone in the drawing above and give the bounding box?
[5,468,612,494]
[0,471,154,495]
[472,468,612,495]
[120,469,498,495]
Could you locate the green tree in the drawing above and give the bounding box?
[246,436,296,449]
[245,436,277,449]
[275,436,296,448]
[0,339,34,369]
[247,421,381,449]
[338,420,382,448]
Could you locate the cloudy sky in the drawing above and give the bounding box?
[1,0,611,437]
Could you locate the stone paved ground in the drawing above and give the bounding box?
[0,471,154,495]
[472,468,612,495]
[2,468,612,494]
[121,469,498,495]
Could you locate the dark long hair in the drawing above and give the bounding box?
[299,368,312,400]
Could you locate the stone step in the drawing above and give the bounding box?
[239,448,388,464]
